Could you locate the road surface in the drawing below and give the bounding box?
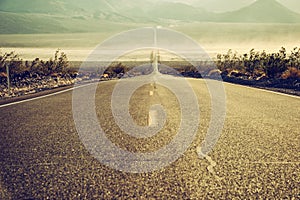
[0,78,299,199]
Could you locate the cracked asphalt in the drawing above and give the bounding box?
[0,78,299,199]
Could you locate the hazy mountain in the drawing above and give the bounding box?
[177,0,255,13]
[217,0,300,23]
[145,2,211,21]
[0,0,78,14]
[0,0,209,22]
[0,0,147,33]
[277,0,300,14]
[0,0,299,34]
[0,0,134,20]
[0,0,210,33]
[173,0,300,14]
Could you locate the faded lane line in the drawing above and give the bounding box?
[148,109,158,127]
[197,146,221,180]
[148,88,156,126]
[224,82,300,99]
[0,83,95,108]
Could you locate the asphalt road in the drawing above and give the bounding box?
[0,78,299,199]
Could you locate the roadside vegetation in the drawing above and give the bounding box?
[0,49,76,98]
[0,47,300,99]
[0,49,75,78]
[216,47,300,79]
[216,47,300,92]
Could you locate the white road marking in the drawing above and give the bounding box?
[0,83,94,108]
[197,146,221,180]
[148,109,158,126]
[148,88,155,126]
[148,113,152,126]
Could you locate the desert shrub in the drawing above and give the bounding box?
[0,51,25,77]
[105,62,129,78]
[216,47,296,79]
[281,67,300,79]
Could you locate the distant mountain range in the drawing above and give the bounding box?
[0,0,300,34]
[172,0,300,14]
[218,0,300,23]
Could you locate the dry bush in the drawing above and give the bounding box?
[281,67,300,79]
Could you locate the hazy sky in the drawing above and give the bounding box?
[165,0,300,13]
